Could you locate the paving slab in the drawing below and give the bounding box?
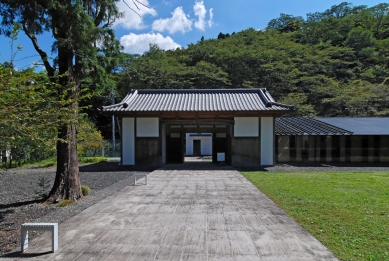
[13,163,339,260]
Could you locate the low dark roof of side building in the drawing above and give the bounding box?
[275,117,353,135]
[318,118,389,135]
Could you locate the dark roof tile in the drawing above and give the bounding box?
[275,117,352,135]
[104,88,293,112]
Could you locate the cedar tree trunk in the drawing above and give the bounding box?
[47,48,82,202]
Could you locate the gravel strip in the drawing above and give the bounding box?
[0,162,146,256]
[240,162,389,172]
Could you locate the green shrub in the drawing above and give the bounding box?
[34,176,50,200]
[57,200,75,207]
[81,185,91,196]
[79,157,108,163]
[34,157,56,168]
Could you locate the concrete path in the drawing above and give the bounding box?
[20,163,338,260]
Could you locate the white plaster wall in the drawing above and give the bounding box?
[185,133,212,155]
[162,123,166,164]
[136,117,159,137]
[186,133,193,155]
[234,117,259,137]
[261,117,274,165]
[201,139,212,155]
[122,118,135,165]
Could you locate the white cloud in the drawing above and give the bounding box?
[114,0,157,30]
[152,6,192,34]
[162,0,172,6]
[120,32,181,54]
[194,1,207,31]
[208,8,214,28]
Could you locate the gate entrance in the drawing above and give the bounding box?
[164,121,232,164]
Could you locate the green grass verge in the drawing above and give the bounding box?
[241,171,389,261]
[79,157,108,163]
[57,199,76,207]
[1,156,109,170]
[33,157,56,168]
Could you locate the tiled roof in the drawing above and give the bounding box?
[275,117,353,135]
[103,89,294,112]
[318,118,389,135]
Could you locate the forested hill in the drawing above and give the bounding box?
[116,2,389,117]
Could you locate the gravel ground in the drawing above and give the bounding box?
[0,162,146,256]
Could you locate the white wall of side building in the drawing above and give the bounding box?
[122,118,135,165]
[261,117,274,166]
[185,133,212,156]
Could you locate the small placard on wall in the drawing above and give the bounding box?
[137,117,159,137]
[170,133,180,138]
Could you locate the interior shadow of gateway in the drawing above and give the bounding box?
[103,88,293,170]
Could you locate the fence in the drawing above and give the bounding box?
[82,139,121,158]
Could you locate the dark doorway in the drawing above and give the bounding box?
[193,140,201,156]
[167,134,183,163]
[213,133,229,163]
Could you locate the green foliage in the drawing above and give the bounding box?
[242,171,389,261]
[79,157,108,163]
[77,116,104,157]
[322,80,389,116]
[34,176,51,200]
[81,185,91,196]
[57,200,76,207]
[345,27,376,52]
[267,13,304,32]
[0,65,70,168]
[115,2,389,117]
[34,157,56,168]
[279,93,316,116]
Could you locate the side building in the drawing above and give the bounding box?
[103,88,294,170]
[275,117,389,163]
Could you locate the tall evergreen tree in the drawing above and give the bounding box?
[0,0,127,202]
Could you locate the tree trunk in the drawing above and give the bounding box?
[46,47,82,203]
[47,124,82,202]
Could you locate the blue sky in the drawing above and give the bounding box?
[0,0,385,69]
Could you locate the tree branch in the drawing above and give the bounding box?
[123,0,141,18]
[22,23,55,77]
[133,0,150,9]
[94,5,106,26]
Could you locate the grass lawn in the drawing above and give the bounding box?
[241,171,389,261]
